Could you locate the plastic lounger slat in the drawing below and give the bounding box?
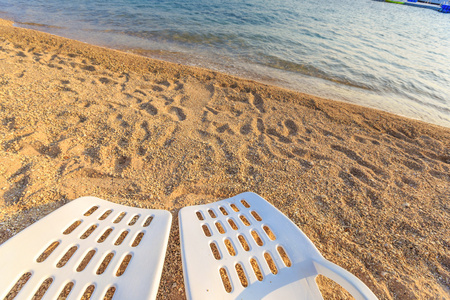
[179,192,378,300]
[0,196,172,300]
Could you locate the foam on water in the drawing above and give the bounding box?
[1,0,449,127]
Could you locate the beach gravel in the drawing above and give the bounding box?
[0,19,449,299]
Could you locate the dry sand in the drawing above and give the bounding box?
[0,19,449,299]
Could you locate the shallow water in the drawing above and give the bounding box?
[1,0,449,127]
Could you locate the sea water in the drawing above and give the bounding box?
[1,0,449,127]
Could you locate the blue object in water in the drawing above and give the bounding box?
[407,0,418,2]
[440,4,450,12]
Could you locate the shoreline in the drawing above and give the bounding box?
[6,18,450,129]
[6,19,450,131]
[1,18,449,299]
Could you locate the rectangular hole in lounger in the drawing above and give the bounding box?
[80,224,98,239]
[215,221,226,234]
[224,238,236,256]
[37,241,60,263]
[219,268,232,293]
[57,282,74,299]
[196,211,205,221]
[228,218,239,230]
[241,199,251,208]
[235,263,249,287]
[210,241,221,260]
[239,215,251,226]
[114,230,129,246]
[84,206,99,216]
[131,232,145,247]
[116,254,133,276]
[81,285,95,300]
[56,246,78,268]
[77,249,96,272]
[251,230,264,246]
[113,212,127,224]
[128,214,140,226]
[208,209,217,218]
[63,220,82,235]
[97,228,113,243]
[238,235,250,251]
[250,258,264,281]
[264,252,278,274]
[103,286,116,300]
[97,252,115,275]
[32,277,53,300]
[230,204,240,212]
[5,272,32,299]
[99,210,113,220]
[277,246,292,267]
[251,210,262,221]
[202,224,212,237]
[263,225,276,241]
[143,216,154,227]
[219,206,229,216]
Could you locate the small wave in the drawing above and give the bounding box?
[16,21,65,29]
[255,54,372,91]
[112,29,249,50]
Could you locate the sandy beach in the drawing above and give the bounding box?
[0,18,449,299]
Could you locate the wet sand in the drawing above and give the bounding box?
[0,19,449,299]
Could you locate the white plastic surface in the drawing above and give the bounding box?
[0,196,172,300]
[179,192,378,300]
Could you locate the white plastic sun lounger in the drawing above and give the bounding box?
[0,196,172,300]
[179,192,378,299]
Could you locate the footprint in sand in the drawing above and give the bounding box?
[215,136,234,161]
[2,117,16,130]
[353,135,367,144]
[170,107,186,121]
[173,81,184,91]
[320,128,343,141]
[83,146,102,164]
[137,146,147,156]
[81,65,96,72]
[205,106,219,115]
[350,167,370,183]
[266,127,291,144]
[330,144,386,177]
[156,80,171,87]
[117,136,130,149]
[134,89,147,97]
[256,118,265,133]
[401,176,418,188]
[140,102,158,116]
[47,63,63,70]
[139,121,151,143]
[349,167,382,190]
[401,158,424,171]
[115,155,131,173]
[4,165,31,204]
[284,119,298,136]
[429,170,450,181]
[251,93,265,113]
[215,123,233,134]
[152,85,165,92]
[16,51,27,58]
[98,77,114,85]
[366,189,384,209]
[240,123,252,135]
